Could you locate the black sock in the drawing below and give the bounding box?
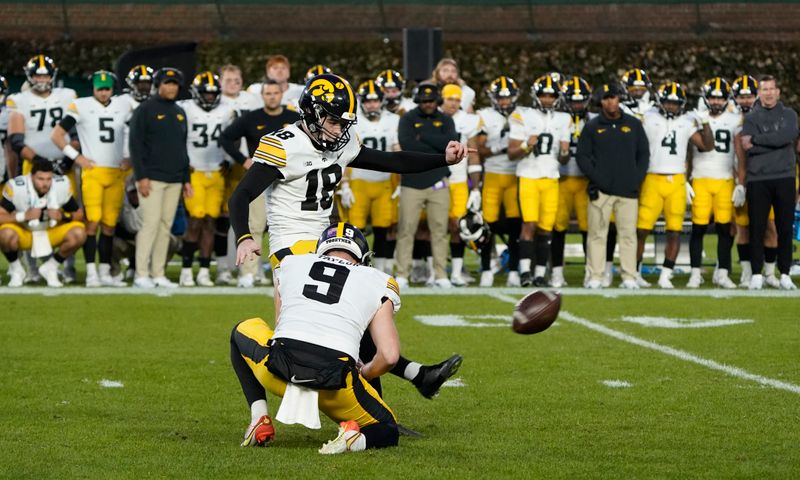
[53,252,66,264]
[214,217,230,258]
[506,219,521,270]
[83,235,97,264]
[534,233,552,268]
[606,224,617,262]
[450,242,465,258]
[199,257,211,268]
[361,422,399,449]
[373,227,388,258]
[690,224,708,268]
[420,241,431,259]
[98,233,113,264]
[182,241,198,268]
[385,238,397,260]
[715,223,734,271]
[663,258,676,270]
[3,250,19,262]
[581,231,588,256]
[480,233,494,271]
[412,239,425,260]
[551,230,566,267]
[230,325,267,406]
[390,355,412,380]
[765,246,777,264]
[737,243,751,262]
[519,240,534,266]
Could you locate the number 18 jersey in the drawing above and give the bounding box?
[273,253,401,360]
[252,123,362,254]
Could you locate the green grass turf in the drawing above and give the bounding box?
[1,292,798,479]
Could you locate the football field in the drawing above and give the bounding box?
[2,287,799,479]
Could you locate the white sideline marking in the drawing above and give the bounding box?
[620,316,754,329]
[98,379,124,388]
[443,378,467,388]
[415,314,510,328]
[601,380,632,388]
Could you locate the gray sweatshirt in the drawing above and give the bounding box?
[741,101,798,182]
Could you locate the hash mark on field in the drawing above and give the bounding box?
[602,380,633,388]
[98,379,124,388]
[620,316,754,329]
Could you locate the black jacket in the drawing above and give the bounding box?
[221,107,301,164]
[398,107,458,189]
[741,101,799,182]
[576,112,649,199]
[129,96,190,183]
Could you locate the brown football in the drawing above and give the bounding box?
[512,290,561,335]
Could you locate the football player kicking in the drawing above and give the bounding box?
[52,70,132,287]
[636,82,714,288]
[0,158,85,287]
[508,75,571,287]
[686,78,740,289]
[229,73,466,400]
[231,223,401,452]
[178,72,235,287]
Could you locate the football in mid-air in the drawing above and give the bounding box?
[512,290,561,335]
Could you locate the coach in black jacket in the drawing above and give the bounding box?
[129,67,192,288]
[577,82,649,289]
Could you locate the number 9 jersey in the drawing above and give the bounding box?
[6,88,77,160]
[252,123,362,255]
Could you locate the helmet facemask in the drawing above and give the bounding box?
[305,105,356,152]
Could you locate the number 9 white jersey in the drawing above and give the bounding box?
[66,96,132,168]
[273,253,401,360]
[179,100,235,172]
[690,107,742,180]
[252,123,362,255]
[6,88,77,160]
[350,111,399,182]
[642,109,702,175]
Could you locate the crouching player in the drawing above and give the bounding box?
[0,157,85,287]
[230,223,400,453]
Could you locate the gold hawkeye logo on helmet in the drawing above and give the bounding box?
[309,78,336,103]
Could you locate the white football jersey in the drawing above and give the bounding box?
[246,82,304,108]
[179,100,235,172]
[116,93,142,111]
[621,97,654,120]
[509,107,570,179]
[273,253,401,360]
[6,88,77,160]
[561,112,597,177]
[395,97,417,116]
[0,107,8,179]
[448,110,482,183]
[478,107,515,175]
[67,96,132,168]
[642,109,702,174]
[220,90,263,114]
[3,174,73,230]
[252,123,362,254]
[350,111,399,182]
[691,107,742,180]
[460,84,476,112]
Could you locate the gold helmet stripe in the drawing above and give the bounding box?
[573,76,580,95]
[39,55,45,69]
[636,69,642,82]
[671,83,677,96]
[344,79,356,114]
[715,77,720,92]
[336,222,345,237]
[368,80,375,95]
[141,65,147,76]
[500,76,507,90]
[207,71,214,87]
[742,76,748,91]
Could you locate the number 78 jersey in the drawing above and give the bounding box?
[252,123,362,255]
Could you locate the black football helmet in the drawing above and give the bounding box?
[0,75,9,105]
[459,210,492,251]
[621,68,653,107]
[316,222,372,264]
[299,73,358,152]
[126,65,154,102]
[562,76,592,116]
[191,71,222,111]
[487,75,519,116]
[701,77,731,114]
[731,75,759,113]
[655,82,687,119]
[375,69,406,111]
[24,55,57,93]
[531,75,563,112]
[357,80,384,120]
[305,64,333,83]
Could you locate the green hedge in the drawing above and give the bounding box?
[2,40,798,108]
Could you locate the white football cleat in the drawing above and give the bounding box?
[635,273,651,288]
[779,274,797,290]
[657,271,674,289]
[133,276,155,288]
[39,259,63,288]
[7,261,26,288]
[748,274,764,290]
[585,279,603,289]
[153,276,179,288]
[433,278,453,289]
[686,270,703,289]
[765,274,781,289]
[319,421,363,455]
[196,268,214,287]
[237,273,254,288]
[85,267,101,288]
[215,270,237,286]
[479,271,494,288]
[601,263,614,288]
[713,269,736,289]
[620,279,639,289]
[549,267,566,288]
[506,271,520,287]
[179,268,196,287]
[100,274,127,287]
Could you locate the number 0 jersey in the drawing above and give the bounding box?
[66,96,132,168]
[273,253,401,360]
[252,123,362,254]
[690,107,742,180]
[642,109,702,175]
[350,111,399,182]
[448,110,482,183]
[509,107,570,179]
[6,88,77,160]
[179,100,235,172]
[477,107,515,175]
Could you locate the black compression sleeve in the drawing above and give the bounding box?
[1,198,16,213]
[229,162,283,243]
[62,197,80,213]
[58,115,77,132]
[349,146,448,173]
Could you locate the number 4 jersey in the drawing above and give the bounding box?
[66,95,133,167]
[6,88,77,160]
[252,123,362,255]
[273,253,401,360]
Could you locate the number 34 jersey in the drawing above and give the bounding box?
[6,88,77,160]
[252,123,362,255]
[179,100,235,172]
[67,96,133,168]
[273,253,401,360]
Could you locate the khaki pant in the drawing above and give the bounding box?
[135,180,182,278]
[239,193,267,276]
[395,185,449,280]
[587,192,638,283]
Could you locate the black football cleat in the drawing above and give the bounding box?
[397,424,424,437]
[520,271,533,287]
[532,276,547,287]
[413,354,463,399]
